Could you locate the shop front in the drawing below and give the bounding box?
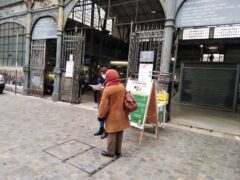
[170,0,240,135]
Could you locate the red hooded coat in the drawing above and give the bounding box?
[98,69,130,133]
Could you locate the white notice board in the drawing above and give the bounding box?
[138,64,153,83]
[140,51,154,62]
[65,61,74,78]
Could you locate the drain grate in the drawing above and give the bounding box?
[43,139,119,176]
[67,148,117,175]
[43,139,93,161]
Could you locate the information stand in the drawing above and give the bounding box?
[157,92,169,128]
[126,80,159,146]
[60,54,80,104]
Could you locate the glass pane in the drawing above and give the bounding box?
[0,45,3,52]
[18,36,23,44]
[9,23,13,29]
[3,58,8,66]
[0,30,4,37]
[18,44,23,52]
[0,58,3,65]
[0,24,4,30]
[4,29,8,36]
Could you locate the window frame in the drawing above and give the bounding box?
[0,22,26,67]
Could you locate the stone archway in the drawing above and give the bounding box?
[63,0,80,27]
[175,0,187,17]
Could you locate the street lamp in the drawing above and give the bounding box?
[200,44,203,62]
[15,31,19,95]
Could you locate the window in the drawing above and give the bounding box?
[202,54,224,62]
[183,28,209,40]
[69,0,113,34]
[0,23,26,67]
[183,25,240,40]
[214,25,240,38]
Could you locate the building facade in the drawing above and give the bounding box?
[0,0,239,111]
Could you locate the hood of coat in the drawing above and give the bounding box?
[106,69,119,82]
[105,69,120,87]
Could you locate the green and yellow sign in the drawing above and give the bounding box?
[126,80,152,129]
[129,94,148,128]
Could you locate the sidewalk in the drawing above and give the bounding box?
[4,84,22,94]
[0,92,239,179]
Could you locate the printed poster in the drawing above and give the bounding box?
[126,80,152,129]
[138,63,153,83]
[65,61,74,77]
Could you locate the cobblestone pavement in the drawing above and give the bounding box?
[0,92,239,180]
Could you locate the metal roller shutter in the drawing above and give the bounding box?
[179,63,239,111]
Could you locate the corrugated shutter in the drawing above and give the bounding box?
[179,63,239,111]
[32,18,57,40]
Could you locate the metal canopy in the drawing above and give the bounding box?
[99,0,165,25]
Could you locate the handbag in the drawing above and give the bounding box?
[124,91,138,112]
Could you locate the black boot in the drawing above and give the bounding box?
[115,152,121,158]
[101,151,114,157]
[101,130,108,139]
[94,128,104,136]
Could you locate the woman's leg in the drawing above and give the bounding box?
[101,121,108,139]
[116,131,123,155]
[100,121,104,128]
[107,133,117,156]
[94,90,98,103]
[94,121,104,136]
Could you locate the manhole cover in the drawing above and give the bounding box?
[67,148,115,175]
[44,140,92,161]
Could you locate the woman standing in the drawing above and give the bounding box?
[94,67,108,139]
[98,69,130,157]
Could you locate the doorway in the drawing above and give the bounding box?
[63,0,165,108]
[30,39,56,97]
[30,17,58,97]
[44,39,56,96]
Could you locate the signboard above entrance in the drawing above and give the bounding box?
[176,0,240,28]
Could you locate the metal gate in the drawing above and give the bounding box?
[30,40,46,97]
[128,23,164,78]
[61,32,85,103]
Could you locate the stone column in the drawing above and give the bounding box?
[52,0,64,101]
[158,0,177,92]
[89,0,95,58]
[23,1,33,95]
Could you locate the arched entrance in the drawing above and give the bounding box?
[62,0,166,107]
[30,17,57,97]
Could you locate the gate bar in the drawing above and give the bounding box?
[115,18,165,26]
